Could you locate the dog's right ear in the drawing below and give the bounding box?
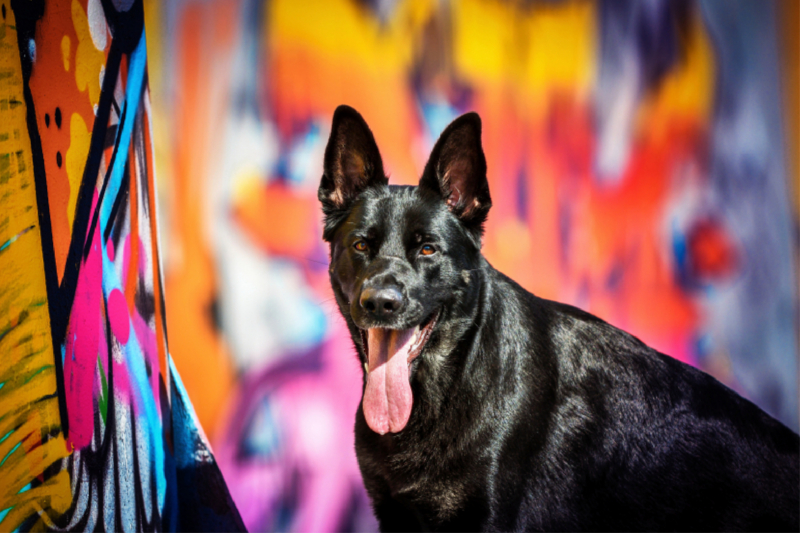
[419,112,491,244]
[319,106,387,241]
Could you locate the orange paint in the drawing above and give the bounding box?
[27,0,103,282]
[269,48,420,185]
[142,101,170,393]
[163,1,241,437]
[126,141,139,313]
[233,181,320,257]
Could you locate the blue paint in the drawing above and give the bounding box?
[694,333,713,364]
[90,30,169,512]
[167,357,246,531]
[99,32,147,232]
[98,241,168,512]
[161,431,179,532]
[0,430,11,445]
[241,396,282,460]
[671,221,688,275]
[0,441,22,468]
[287,123,321,185]
[274,153,290,183]
[167,356,201,470]
[0,225,34,253]
[420,100,458,142]
[294,298,326,348]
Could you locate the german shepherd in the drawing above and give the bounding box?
[318,105,799,532]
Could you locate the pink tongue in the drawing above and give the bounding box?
[363,328,416,435]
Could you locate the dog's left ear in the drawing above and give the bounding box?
[319,105,388,241]
[419,112,491,237]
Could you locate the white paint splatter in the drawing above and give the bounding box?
[87,0,108,52]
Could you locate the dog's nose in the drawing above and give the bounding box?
[360,287,404,318]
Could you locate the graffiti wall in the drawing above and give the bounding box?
[144,0,799,531]
[0,0,243,530]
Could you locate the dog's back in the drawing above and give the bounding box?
[320,105,800,531]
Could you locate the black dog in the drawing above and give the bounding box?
[318,105,799,532]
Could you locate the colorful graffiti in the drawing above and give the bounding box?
[0,0,242,530]
[145,0,798,530]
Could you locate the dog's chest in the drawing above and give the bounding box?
[360,437,488,524]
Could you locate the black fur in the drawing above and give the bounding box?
[319,105,800,532]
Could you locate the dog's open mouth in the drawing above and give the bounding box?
[359,311,439,435]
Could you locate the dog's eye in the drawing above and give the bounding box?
[420,244,436,256]
[354,240,368,252]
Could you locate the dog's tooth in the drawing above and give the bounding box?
[364,361,368,373]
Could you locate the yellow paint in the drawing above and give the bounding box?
[231,170,262,207]
[72,0,105,108]
[522,2,596,97]
[271,0,434,73]
[0,370,61,419]
[66,113,90,229]
[143,0,176,216]
[452,0,516,82]
[637,5,715,137]
[0,447,72,532]
[452,0,595,99]
[61,35,71,72]
[0,6,72,531]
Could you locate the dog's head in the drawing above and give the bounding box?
[319,105,491,435]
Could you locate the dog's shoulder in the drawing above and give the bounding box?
[535,292,796,444]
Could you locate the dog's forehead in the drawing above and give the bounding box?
[353,186,447,235]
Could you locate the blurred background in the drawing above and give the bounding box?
[141,0,798,531]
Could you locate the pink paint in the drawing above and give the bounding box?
[92,318,134,412]
[106,237,115,261]
[133,310,162,417]
[64,216,103,452]
[108,289,130,344]
[214,323,377,532]
[95,319,108,397]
